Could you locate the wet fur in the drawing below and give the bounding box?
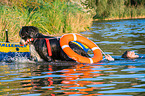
[19,26,90,62]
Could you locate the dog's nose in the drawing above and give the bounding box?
[20,41,24,46]
[20,41,22,45]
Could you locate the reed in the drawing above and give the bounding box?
[0,0,92,42]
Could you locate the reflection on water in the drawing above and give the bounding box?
[0,61,145,96]
[0,19,145,96]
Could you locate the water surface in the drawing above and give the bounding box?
[0,19,145,96]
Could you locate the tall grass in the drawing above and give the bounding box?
[0,0,93,42]
[83,0,145,20]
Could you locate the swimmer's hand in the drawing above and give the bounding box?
[105,54,114,61]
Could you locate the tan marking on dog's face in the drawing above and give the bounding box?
[20,39,26,45]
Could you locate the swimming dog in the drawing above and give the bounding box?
[19,26,90,62]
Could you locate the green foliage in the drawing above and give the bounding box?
[96,0,108,18]
[82,0,145,19]
[0,0,92,42]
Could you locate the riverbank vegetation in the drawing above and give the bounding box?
[0,0,93,42]
[1,0,145,42]
[82,0,145,20]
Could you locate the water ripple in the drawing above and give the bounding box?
[98,88,145,93]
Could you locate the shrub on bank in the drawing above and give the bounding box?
[0,0,93,42]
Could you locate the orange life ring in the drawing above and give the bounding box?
[60,34,103,63]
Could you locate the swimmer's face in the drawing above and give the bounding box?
[127,51,139,59]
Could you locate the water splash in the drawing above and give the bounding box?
[1,52,35,63]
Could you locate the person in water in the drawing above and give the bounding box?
[71,42,140,61]
[105,51,139,61]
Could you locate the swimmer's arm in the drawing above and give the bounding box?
[105,54,115,61]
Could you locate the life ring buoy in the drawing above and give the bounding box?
[60,34,103,63]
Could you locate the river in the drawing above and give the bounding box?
[0,19,145,96]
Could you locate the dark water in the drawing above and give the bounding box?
[0,19,145,96]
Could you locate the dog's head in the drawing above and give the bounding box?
[19,26,39,40]
[19,26,39,45]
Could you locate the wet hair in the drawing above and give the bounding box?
[121,51,129,58]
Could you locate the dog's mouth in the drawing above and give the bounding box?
[20,38,34,46]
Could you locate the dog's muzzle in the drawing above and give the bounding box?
[20,38,34,46]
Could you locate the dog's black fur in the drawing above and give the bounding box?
[19,26,90,62]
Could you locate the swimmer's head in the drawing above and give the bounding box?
[121,51,139,59]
